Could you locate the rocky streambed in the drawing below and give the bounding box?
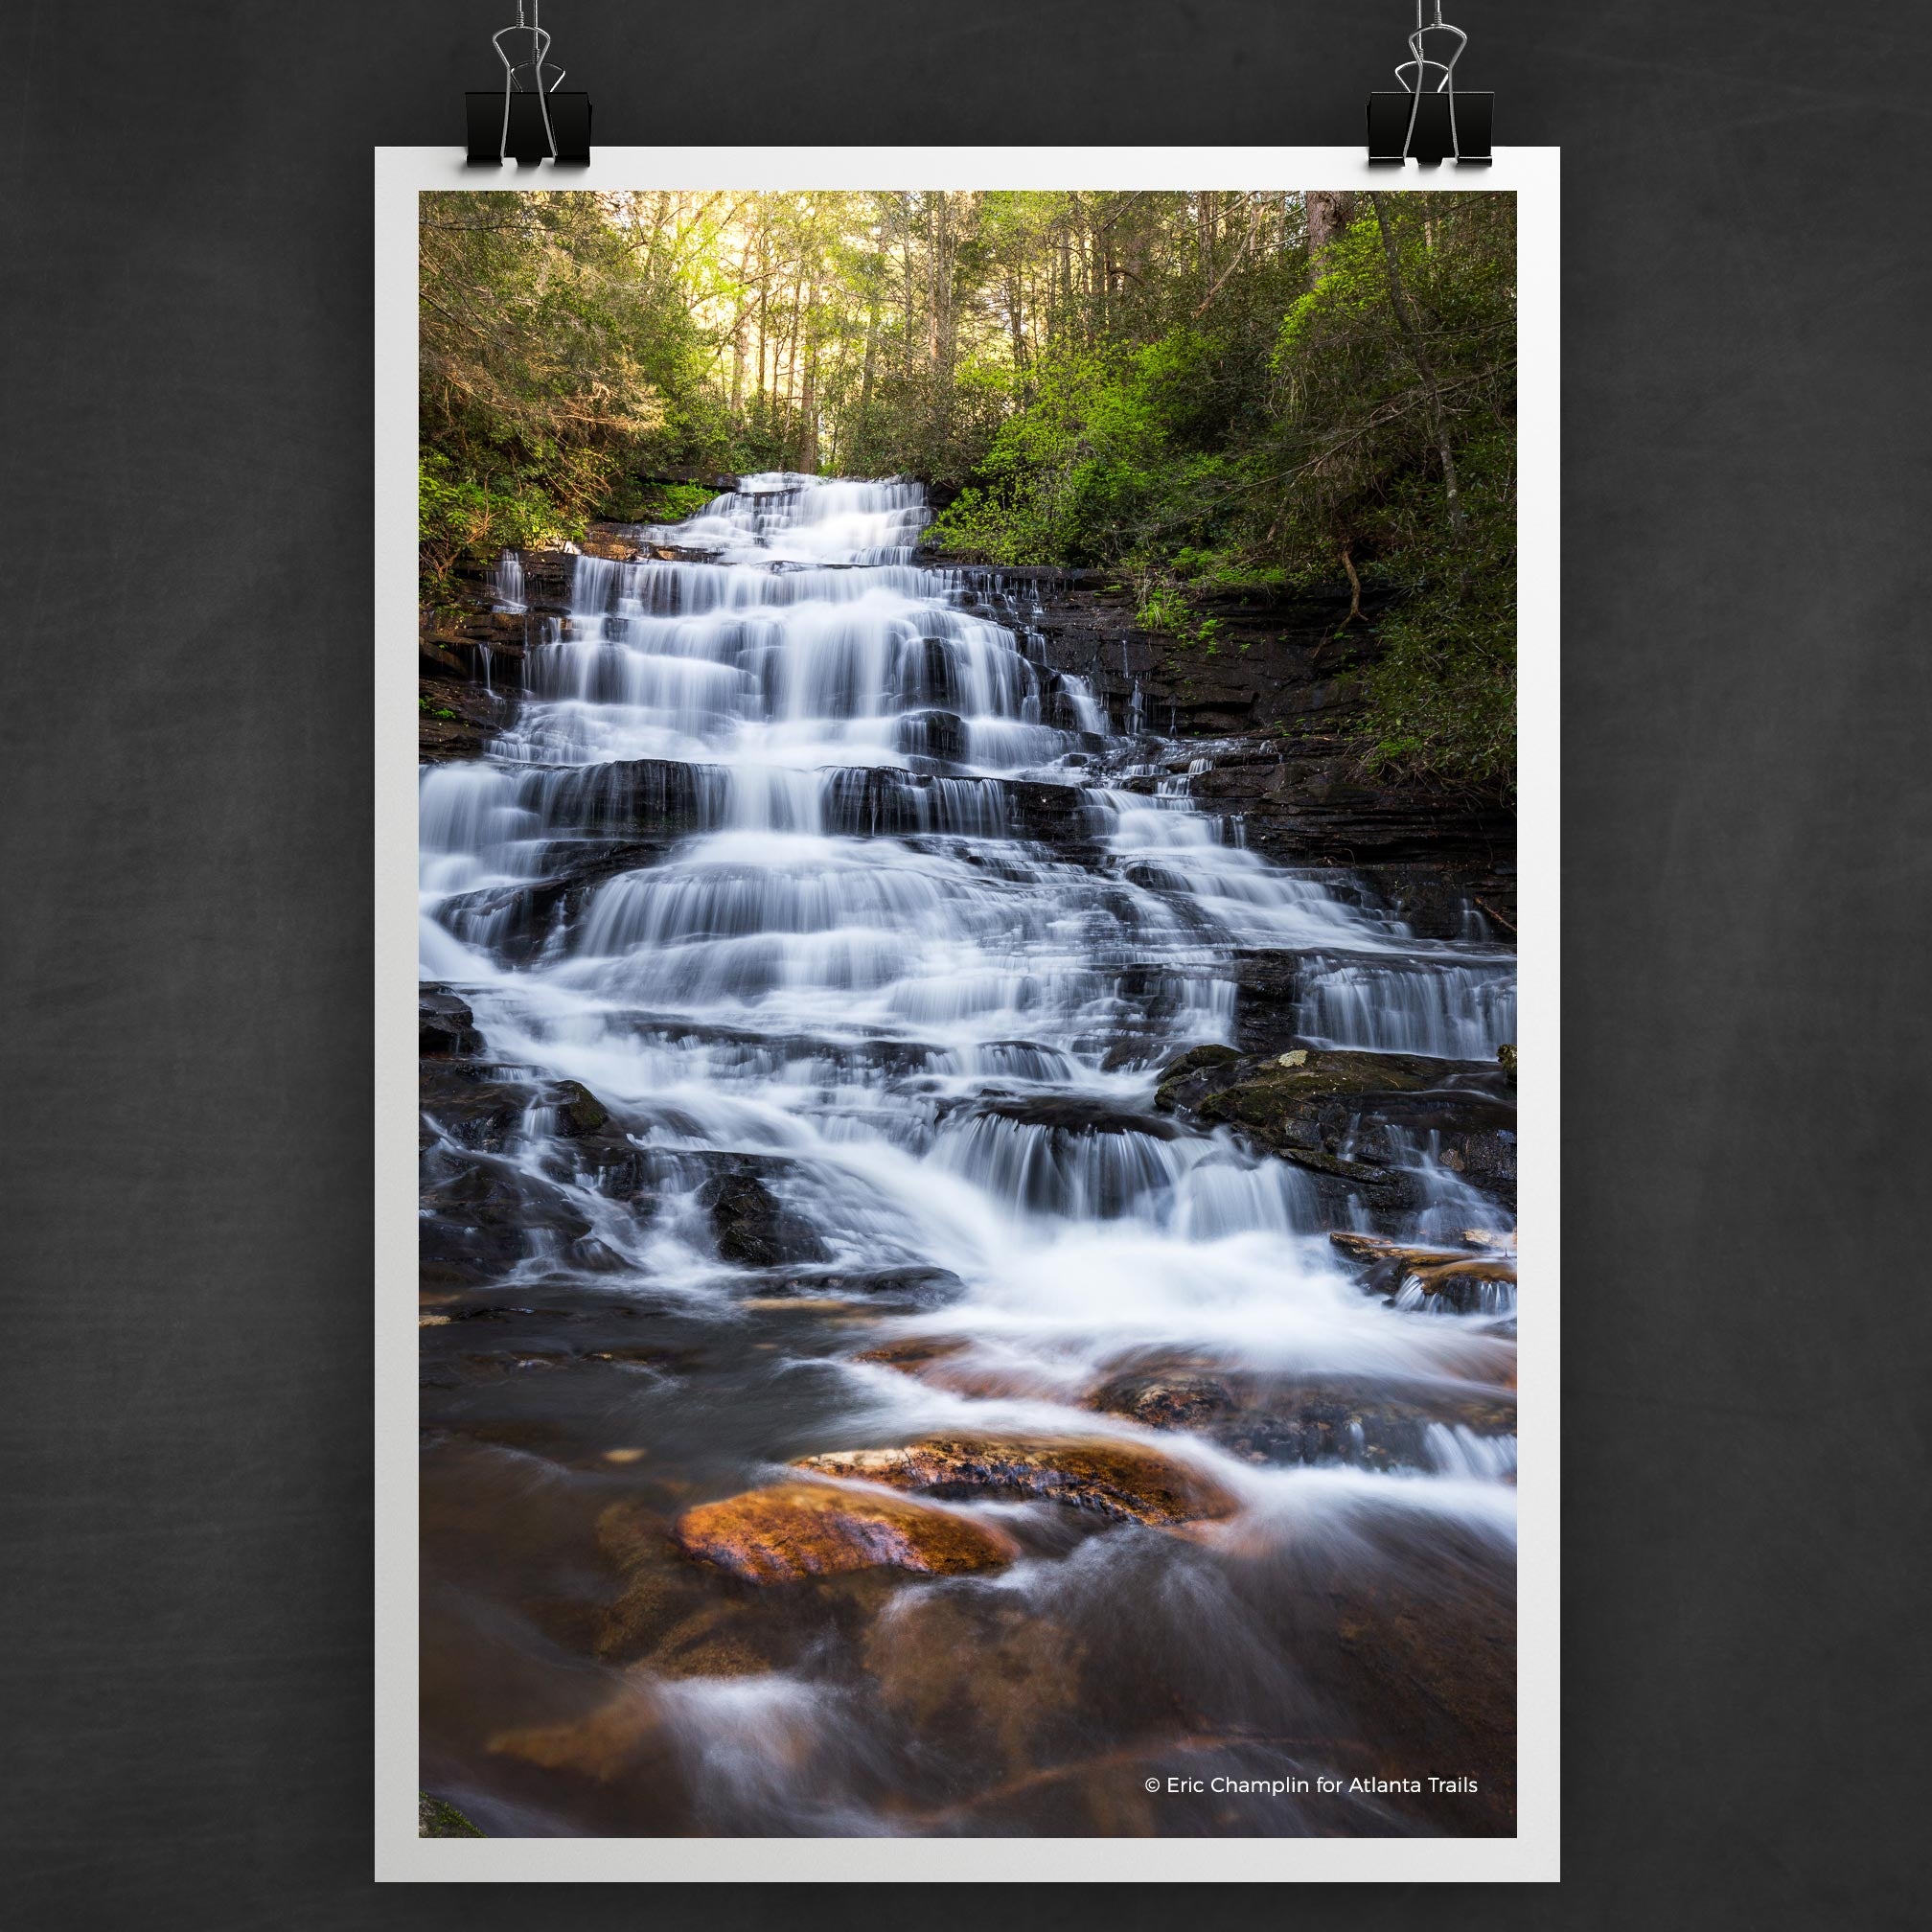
[416,477,1519,1840]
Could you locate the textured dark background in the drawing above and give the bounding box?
[3,0,1926,1922]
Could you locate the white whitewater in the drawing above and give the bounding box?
[418,474,1519,1835]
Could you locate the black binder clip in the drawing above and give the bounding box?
[1368,4,1491,165]
[465,4,592,165]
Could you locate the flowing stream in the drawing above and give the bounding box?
[418,476,1518,1838]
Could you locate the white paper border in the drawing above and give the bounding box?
[376,146,1559,1883]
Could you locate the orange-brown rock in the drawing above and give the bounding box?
[1329,1230,1477,1271]
[793,1435,1239,1527]
[1328,1230,1517,1312]
[1406,1257,1517,1298]
[674,1479,1019,1584]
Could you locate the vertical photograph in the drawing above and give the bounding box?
[410,183,1523,1841]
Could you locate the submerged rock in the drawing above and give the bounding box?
[418,1149,596,1288]
[860,1589,1092,1782]
[675,1480,1019,1582]
[792,1436,1238,1527]
[767,1265,963,1305]
[852,1334,972,1372]
[1084,1352,1514,1472]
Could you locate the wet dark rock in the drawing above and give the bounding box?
[418,1147,594,1288]
[420,1057,625,1160]
[697,1155,830,1269]
[419,984,483,1058]
[1152,1043,1240,1088]
[1256,1385,1514,1471]
[549,1078,610,1138]
[895,707,967,762]
[943,565,1515,919]
[1226,949,1313,1055]
[769,1265,963,1305]
[860,1589,1091,1783]
[433,840,672,965]
[1154,1045,1516,1211]
[418,675,506,763]
[418,1062,539,1155]
[1006,779,1103,846]
[419,598,533,761]
[971,1093,1179,1139]
[1091,1368,1513,1472]
[519,760,713,840]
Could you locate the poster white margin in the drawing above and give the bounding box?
[375,144,1560,1884]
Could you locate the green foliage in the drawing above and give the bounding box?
[595,479,721,525]
[418,450,577,598]
[921,195,1514,788]
[417,187,1516,789]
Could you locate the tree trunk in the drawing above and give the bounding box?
[1367,192,1466,540]
[857,288,881,451]
[799,280,819,473]
[781,269,803,463]
[1304,189,1355,283]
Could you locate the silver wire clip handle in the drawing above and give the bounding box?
[465,5,592,165]
[1367,5,1492,165]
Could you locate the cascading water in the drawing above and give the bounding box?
[419,473,1519,1838]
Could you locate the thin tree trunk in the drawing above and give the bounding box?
[799,279,819,473]
[782,268,803,461]
[728,234,753,415]
[1192,196,1262,318]
[857,288,881,453]
[1367,192,1466,540]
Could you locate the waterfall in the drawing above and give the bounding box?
[419,476,1520,1839]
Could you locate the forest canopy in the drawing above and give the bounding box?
[419,188,1516,788]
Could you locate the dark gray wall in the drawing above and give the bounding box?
[3,2,1925,1923]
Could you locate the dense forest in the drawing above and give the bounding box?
[420,188,1515,787]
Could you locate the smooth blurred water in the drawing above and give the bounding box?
[417,474,1520,1838]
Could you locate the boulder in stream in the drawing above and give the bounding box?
[1328,1232,1519,1313]
[1155,1044,1516,1211]
[697,1155,830,1268]
[675,1480,1020,1583]
[1087,1366,1515,1472]
[419,984,483,1058]
[792,1435,1238,1527]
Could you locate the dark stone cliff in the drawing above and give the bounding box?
[948,561,1514,936]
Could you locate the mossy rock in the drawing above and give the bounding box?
[418,1791,484,1837]
[549,1077,610,1138]
[1152,1043,1240,1110]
